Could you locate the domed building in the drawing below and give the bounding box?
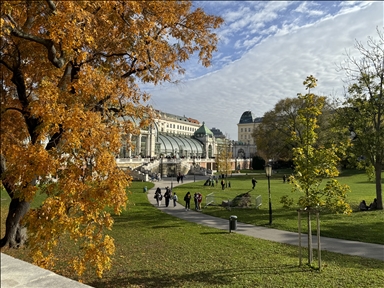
[116,109,255,180]
[232,110,261,162]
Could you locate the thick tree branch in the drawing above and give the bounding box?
[0,59,14,71]
[46,0,57,12]
[6,14,65,68]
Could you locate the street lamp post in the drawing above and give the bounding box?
[193,156,196,182]
[171,158,174,190]
[265,164,273,225]
[160,155,163,179]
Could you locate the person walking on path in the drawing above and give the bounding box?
[164,188,171,207]
[184,192,191,211]
[194,193,198,210]
[154,187,162,207]
[173,192,178,207]
[252,178,257,189]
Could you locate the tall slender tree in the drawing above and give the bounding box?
[215,138,232,184]
[0,1,223,277]
[289,76,351,264]
[335,28,384,210]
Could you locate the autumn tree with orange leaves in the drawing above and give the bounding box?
[0,1,223,277]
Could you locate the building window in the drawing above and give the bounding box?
[241,128,243,132]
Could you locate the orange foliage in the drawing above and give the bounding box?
[1,0,222,277]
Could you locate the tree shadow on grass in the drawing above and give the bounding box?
[151,225,182,229]
[280,242,384,271]
[200,231,228,235]
[89,265,302,288]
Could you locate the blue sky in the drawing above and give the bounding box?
[144,1,383,139]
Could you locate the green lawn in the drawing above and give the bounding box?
[171,169,384,245]
[1,170,384,287]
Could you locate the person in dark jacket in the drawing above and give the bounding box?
[154,187,162,207]
[184,192,191,211]
[164,188,171,207]
[359,200,368,211]
[368,198,378,210]
[252,178,257,189]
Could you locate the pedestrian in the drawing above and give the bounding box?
[194,192,198,210]
[184,192,191,211]
[221,179,225,190]
[197,192,203,211]
[154,187,162,207]
[252,178,257,189]
[173,192,178,207]
[283,174,287,183]
[164,188,171,207]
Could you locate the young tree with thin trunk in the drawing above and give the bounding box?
[0,1,223,277]
[215,139,232,184]
[289,76,352,264]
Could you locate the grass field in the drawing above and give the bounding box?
[1,169,384,287]
[170,169,384,245]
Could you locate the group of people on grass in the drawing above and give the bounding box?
[183,191,202,211]
[359,198,378,211]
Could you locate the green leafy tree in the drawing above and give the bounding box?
[335,28,383,210]
[253,97,335,164]
[290,76,352,213]
[289,76,352,264]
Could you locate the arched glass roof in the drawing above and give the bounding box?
[158,135,203,156]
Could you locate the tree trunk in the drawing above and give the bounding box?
[0,198,30,248]
[375,163,383,210]
[307,210,313,265]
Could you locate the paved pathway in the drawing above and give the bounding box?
[148,176,384,262]
[1,253,92,288]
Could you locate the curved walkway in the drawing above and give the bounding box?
[148,176,384,262]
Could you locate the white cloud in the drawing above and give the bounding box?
[146,2,382,139]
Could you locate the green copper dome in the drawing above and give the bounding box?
[194,122,213,137]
